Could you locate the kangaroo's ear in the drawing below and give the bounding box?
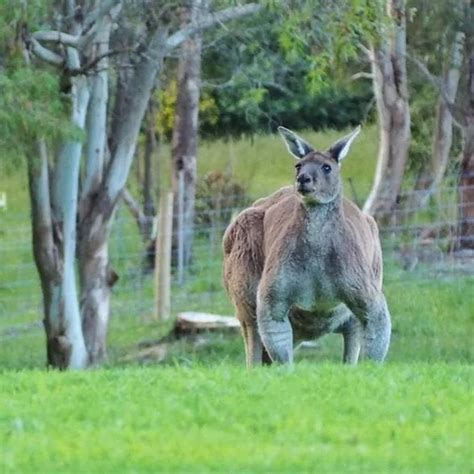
[278,126,314,160]
[328,125,361,163]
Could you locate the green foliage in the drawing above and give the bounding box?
[195,170,250,232]
[0,0,55,60]
[0,68,77,162]
[406,82,437,176]
[0,0,78,166]
[276,0,381,93]
[156,79,219,138]
[200,0,377,137]
[405,0,466,180]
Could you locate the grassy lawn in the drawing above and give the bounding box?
[1,363,472,473]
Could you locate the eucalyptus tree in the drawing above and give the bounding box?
[171,0,207,270]
[361,0,411,220]
[406,0,465,208]
[6,0,263,369]
[407,0,474,249]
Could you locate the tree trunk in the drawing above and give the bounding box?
[27,141,88,369]
[457,44,474,250]
[28,75,91,369]
[52,83,90,370]
[458,122,474,249]
[412,32,465,208]
[171,0,205,268]
[144,100,157,222]
[363,0,411,221]
[78,10,118,365]
[78,216,118,364]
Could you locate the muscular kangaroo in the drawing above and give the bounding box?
[223,126,391,366]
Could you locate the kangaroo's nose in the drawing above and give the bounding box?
[297,173,312,185]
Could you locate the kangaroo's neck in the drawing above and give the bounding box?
[302,193,343,234]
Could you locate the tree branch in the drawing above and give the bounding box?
[357,42,371,57]
[166,3,263,51]
[69,48,132,76]
[407,53,466,128]
[32,30,80,47]
[29,37,64,66]
[84,0,121,31]
[122,189,146,223]
[32,2,122,54]
[79,3,122,50]
[350,71,373,81]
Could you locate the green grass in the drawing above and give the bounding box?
[1,363,472,473]
[1,276,472,370]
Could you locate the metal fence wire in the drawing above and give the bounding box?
[0,183,473,340]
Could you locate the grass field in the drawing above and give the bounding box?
[0,126,473,473]
[1,364,473,473]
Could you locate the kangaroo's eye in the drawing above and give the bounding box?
[322,164,332,174]
[295,163,302,171]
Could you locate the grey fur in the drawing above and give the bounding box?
[223,128,391,366]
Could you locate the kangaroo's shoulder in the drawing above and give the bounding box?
[223,206,265,255]
[252,186,295,210]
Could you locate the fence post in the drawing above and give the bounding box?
[154,191,174,321]
[0,192,7,211]
[177,170,185,286]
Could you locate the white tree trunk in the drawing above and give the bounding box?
[26,2,92,368]
[28,74,90,369]
[363,0,411,221]
[171,0,205,268]
[78,10,117,365]
[54,74,90,369]
[413,32,464,208]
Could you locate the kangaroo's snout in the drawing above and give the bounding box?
[297,173,312,185]
[296,172,313,194]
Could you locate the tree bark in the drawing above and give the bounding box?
[363,0,411,221]
[144,100,157,221]
[171,0,205,268]
[27,141,87,369]
[52,73,90,369]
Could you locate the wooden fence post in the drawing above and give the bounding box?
[177,170,185,285]
[154,191,174,321]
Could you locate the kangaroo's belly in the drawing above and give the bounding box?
[291,268,340,312]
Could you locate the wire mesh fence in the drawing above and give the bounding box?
[0,183,473,341]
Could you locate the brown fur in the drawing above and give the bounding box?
[223,128,391,366]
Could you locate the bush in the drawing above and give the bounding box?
[195,171,250,234]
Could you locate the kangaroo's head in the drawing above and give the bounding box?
[278,126,361,204]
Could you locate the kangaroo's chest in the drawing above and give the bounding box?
[285,241,341,312]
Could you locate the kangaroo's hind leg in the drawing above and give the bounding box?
[331,306,362,365]
[237,307,265,367]
[336,316,362,364]
[347,293,391,362]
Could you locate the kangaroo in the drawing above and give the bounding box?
[223,126,391,366]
